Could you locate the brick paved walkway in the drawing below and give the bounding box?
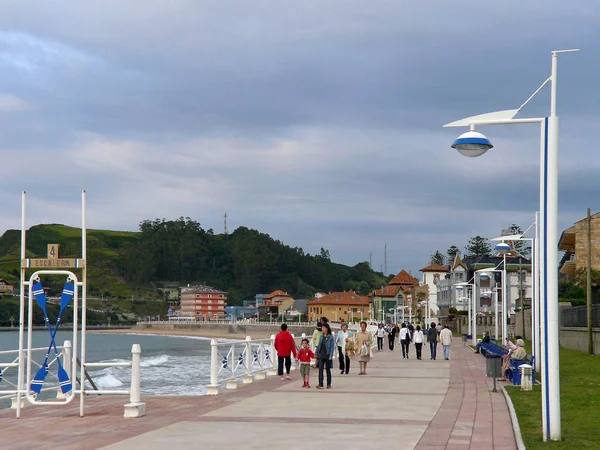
[0,339,517,449]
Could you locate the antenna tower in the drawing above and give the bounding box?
[224,213,228,240]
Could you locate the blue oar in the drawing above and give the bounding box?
[30,282,74,394]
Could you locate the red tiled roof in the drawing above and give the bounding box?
[389,270,419,286]
[372,285,401,297]
[264,289,290,299]
[309,291,369,305]
[419,263,449,272]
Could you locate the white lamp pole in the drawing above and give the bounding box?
[445,50,580,441]
[502,251,508,343]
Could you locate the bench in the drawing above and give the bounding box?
[506,356,536,385]
[479,342,508,357]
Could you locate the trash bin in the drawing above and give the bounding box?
[485,354,502,378]
[462,334,467,346]
[485,354,502,393]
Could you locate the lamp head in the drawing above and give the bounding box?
[451,130,493,157]
[478,272,490,280]
[495,242,511,252]
[456,285,464,291]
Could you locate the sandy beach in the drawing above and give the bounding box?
[91,327,270,340]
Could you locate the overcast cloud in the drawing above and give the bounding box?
[1,1,599,276]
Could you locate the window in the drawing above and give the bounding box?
[433,274,440,285]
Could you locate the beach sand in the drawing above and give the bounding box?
[91,327,270,340]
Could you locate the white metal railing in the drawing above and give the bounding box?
[136,319,368,328]
[205,329,377,395]
[0,344,69,403]
[79,344,144,418]
[1,341,144,418]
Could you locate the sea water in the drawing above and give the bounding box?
[0,330,222,408]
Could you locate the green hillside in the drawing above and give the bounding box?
[0,220,390,321]
[0,224,143,299]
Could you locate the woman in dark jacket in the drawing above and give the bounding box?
[316,323,335,389]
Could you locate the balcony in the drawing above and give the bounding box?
[559,253,576,275]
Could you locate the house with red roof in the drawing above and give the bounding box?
[258,290,295,319]
[308,290,370,323]
[370,269,420,322]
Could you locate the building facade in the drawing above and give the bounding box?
[308,290,370,323]
[419,263,449,316]
[180,285,227,320]
[437,253,532,318]
[0,278,14,295]
[370,270,420,323]
[559,211,600,276]
[257,290,295,318]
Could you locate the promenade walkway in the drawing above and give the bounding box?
[0,340,517,449]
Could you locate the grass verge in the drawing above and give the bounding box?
[506,346,600,449]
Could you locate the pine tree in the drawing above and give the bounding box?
[447,245,460,262]
[465,236,492,257]
[429,251,445,266]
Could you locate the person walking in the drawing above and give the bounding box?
[354,321,373,375]
[427,322,438,360]
[336,322,353,375]
[440,324,453,360]
[413,325,424,360]
[274,323,297,380]
[376,323,385,351]
[387,323,396,350]
[296,338,315,388]
[316,323,335,389]
[312,321,323,350]
[399,323,411,359]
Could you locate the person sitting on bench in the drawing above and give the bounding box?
[475,331,491,353]
[500,338,528,380]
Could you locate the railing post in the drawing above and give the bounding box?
[206,339,220,395]
[242,336,254,384]
[57,340,72,399]
[123,344,146,418]
[255,340,267,380]
[267,334,277,376]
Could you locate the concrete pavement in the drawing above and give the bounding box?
[0,340,518,449]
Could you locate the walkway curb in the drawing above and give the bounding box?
[502,386,526,450]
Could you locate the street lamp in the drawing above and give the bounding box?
[491,224,540,373]
[495,242,511,345]
[444,49,579,441]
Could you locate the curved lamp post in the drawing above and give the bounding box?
[444,49,580,441]
[495,242,511,344]
[492,227,540,373]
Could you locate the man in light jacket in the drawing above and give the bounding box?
[440,325,453,360]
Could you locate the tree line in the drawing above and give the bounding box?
[428,224,531,266]
[117,217,386,305]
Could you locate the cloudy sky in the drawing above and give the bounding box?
[1,1,598,276]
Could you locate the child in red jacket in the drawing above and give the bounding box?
[274,323,298,380]
[296,338,315,388]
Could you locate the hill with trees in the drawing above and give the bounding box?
[0,219,388,310]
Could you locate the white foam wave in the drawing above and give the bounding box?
[91,373,123,388]
[140,354,169,367]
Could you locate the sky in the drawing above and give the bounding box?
[1,1,599,277]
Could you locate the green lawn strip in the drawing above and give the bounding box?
[507,347,600,449]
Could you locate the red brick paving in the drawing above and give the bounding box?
[0,340,517,449]
[414,342,517,450]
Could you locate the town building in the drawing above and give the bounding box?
[559,212,600,276]
[370,270,420,323]
[437,252,531,318]
[180,285,227,320]
[419,263,449,316]
[257,290,295,319]
[308,290,370,323]
[0,278,14,295]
